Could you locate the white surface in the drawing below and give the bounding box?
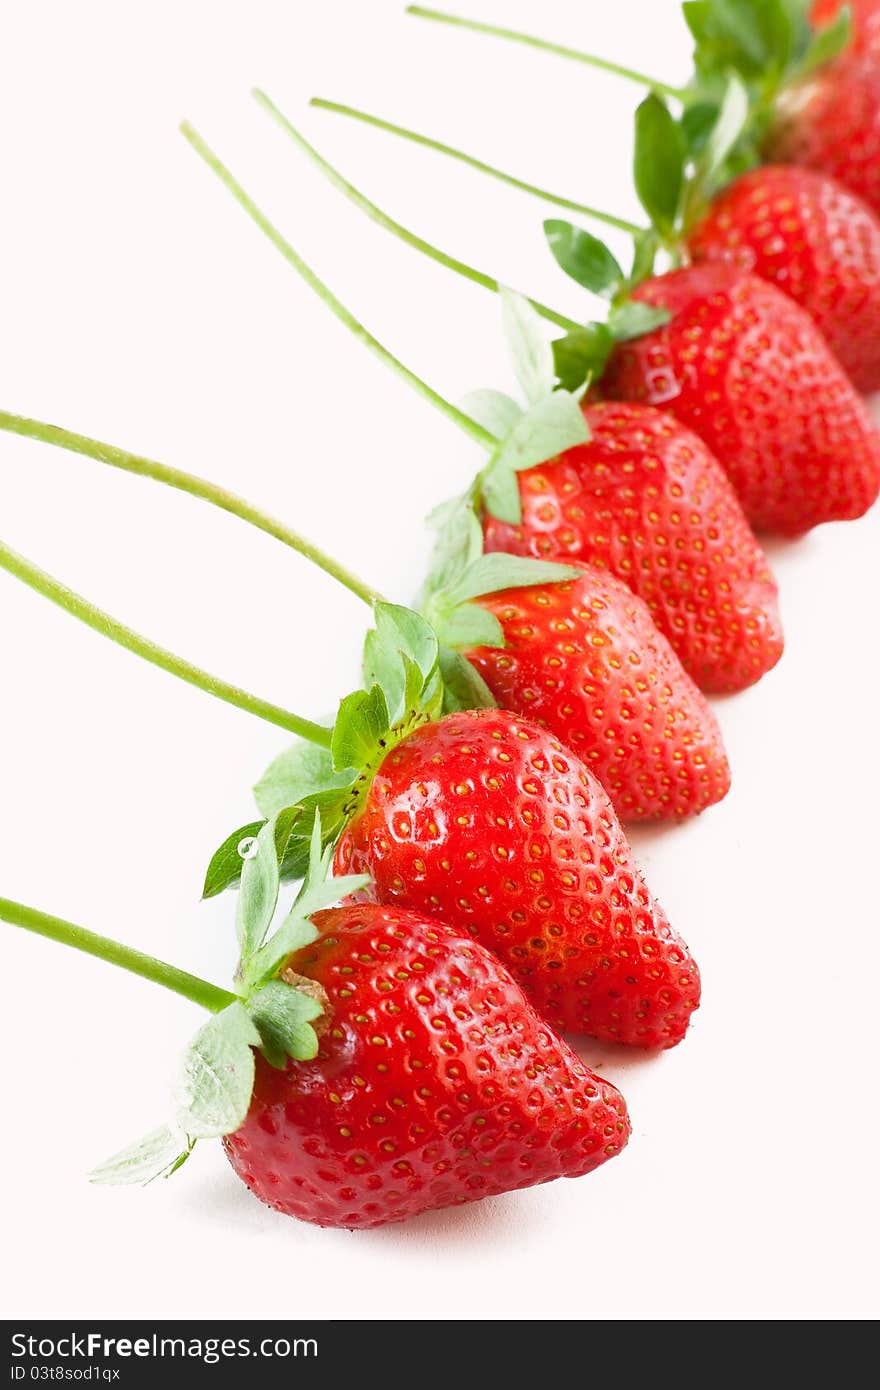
[0,0,877,1322]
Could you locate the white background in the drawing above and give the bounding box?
[1,0,877,1321]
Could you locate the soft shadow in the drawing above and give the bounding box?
[570,1034,672,1084]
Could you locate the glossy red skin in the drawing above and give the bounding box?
[483,401,783,693]
[335,709,700,1048]
[224,904,630,1228]
[601,263,880,535]
[689,165,880,393]
[811,0,880,59]
[464,565,730,821]
[769,58,880,219]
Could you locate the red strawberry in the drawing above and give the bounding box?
[768,57,880,219]
[601,262,880,534]
[483,400,783,693]
[463,563,731,819]
[688,165,880,393]
[224,902,630,1228]
[811,0,880,59]
[335,708,700,1049]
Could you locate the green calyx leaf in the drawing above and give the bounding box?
[544,220,624,299]
[796,6,852,78]
[362,602,441,725]
[440,553,581,608]
[235,808,301,960]
[175,1001,262,1140]
[500,288,556,404]
[607,300,671,343]
[475,389,589,526]
[460,388,523,439]
[552,324,614,392]
[437,646,498,713]
[202,819,265,899]
[246,981,324,1067]
[633,93,686,238]
[331,684,390,772]
[697,72,751,197]
[254,739,352,819]
[89,1126,193,1186]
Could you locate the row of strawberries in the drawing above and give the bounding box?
[1,0,877,1229]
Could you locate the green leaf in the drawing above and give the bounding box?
[480,462,522,524]
[701,73,750,187]
[434,602,505,649]
[608,300,671,343]
[459,388,522,439]
[629,229,660,287]
[362,604,439,724]
[89,1125,192,1187]
[175,1001,261,1140]
[798,6,852,77]
[544,220,624,298]
[423,492,483,598]
[443,554,580,606]
[247,981,324,1067]
[254,740,350,819]
[552,324,614,391]
[680,101,721,158]
[202,819,264,899]
[330,685,389,772]
[244,914,320,987]
[683,0,711,44]
[438,646,498,713]
[500,288,555,404]
[492,391,590,475]
[235,809,300,960]
[633,94,685,236]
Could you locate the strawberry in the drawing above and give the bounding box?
[462,562,731,818]
[600,262,880,535]
[811,0,880,59]
[224,902,630,1228]
[334,707,701,1048]
[482,401,783,693]
[688,165,880,393]
[768,57,880,220]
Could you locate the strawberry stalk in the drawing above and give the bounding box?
[308,97,642,236]
[0,895,236,1012]
[405,5,689,101]
[181,121,494,452]
[0,409,382,608]
[0,536,333,744]
[257,92,581,327]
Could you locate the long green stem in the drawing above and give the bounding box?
[0,896,236,1012]
[0,537,332,745]
[406,5,688,102]
[255,89,579,333]
[181,121,496,451]
[0,410,382,609]
[310,98,643,237]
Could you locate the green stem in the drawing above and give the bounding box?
[181,121,496,451]
[0,537,333,745]
[255,89,579,333]
[0,410,382,609]
[310,98,643,237]
[0,896,236,1013]
[406,6,688,102]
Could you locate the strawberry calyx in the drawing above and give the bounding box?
[0,849,367,1186]
[684,0,853,167]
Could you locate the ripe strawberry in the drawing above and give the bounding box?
[224,902,630,1228]
[688,165,880,393]
[768,57,880,219]
[811,0,880,59]
[601,262,880,535]
[463,562,731,819]
[482,401,783,693]
[335,708,700,1049]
